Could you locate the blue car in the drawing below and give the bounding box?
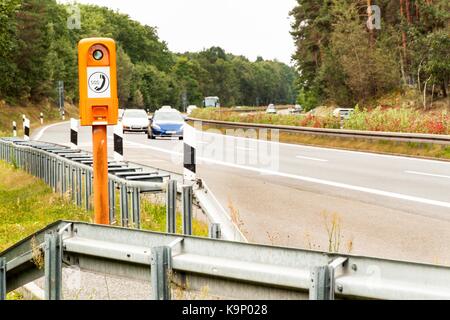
[148,108,185,140]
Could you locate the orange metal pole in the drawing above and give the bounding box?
[92,124,109,225]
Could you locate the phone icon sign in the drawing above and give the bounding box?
[89,72,110,94]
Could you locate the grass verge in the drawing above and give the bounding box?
[0,161,92,252]
[0,161,208,253]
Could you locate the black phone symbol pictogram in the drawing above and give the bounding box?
[95,74,107,92]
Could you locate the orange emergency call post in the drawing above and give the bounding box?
[78,38,118,225]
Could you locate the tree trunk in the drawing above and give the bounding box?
[405,0,412,24]
[431,82,435,109]
[415,1,420,21]
[423,76,432,110]
[367,0,374,46]
[400,0,408,72]
[417,60,422,92]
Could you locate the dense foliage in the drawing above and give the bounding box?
[290,0,450,110]
[0,0,297,109]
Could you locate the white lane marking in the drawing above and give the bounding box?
[124,140,450,209]
[33,121,70,141]
[198,130,450,165]
[406,171,450,180]
[296,155,328,162]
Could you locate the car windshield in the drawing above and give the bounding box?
[124,110,147,118]
[154,112,184,122]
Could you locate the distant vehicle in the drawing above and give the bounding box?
[203,96,220,108]
[266,104,277,115]
[122,109,150,133]
[333,108,355,120]
[148,108,185,140]
[187,105,198,115]
[291,104,303,114]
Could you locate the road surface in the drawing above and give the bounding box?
[34,121,450,265]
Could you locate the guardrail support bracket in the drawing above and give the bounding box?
[0,257,6,300]
[182,185,193,235]
[44,232,63,300]
[166,180,177,234]
[151,246,172,300]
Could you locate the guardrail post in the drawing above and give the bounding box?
[151,246,172,300]
[82,170,87,210]
[76,168,82,206]
[209,223,222,239]
[44,232,62,300]
[182,185,193,236]
[120,183,129,227]
[166,180,177,234]
[131,187,141,229]
[0,257,6,300]
[70,166,75,202]
[309,266,332,300]
[62,164,67,195]
[108,180,115,224]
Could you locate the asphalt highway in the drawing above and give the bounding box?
[33,121,450,265]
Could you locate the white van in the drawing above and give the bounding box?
[333,108,354,120]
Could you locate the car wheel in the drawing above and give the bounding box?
[179,137,183,141]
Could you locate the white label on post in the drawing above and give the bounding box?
[87,67,111,99]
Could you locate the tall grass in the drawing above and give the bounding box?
[191,108,341,129]
[191,107,450,135]
[345,106,450,134]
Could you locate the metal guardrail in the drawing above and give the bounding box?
[188,118,450,145]
[2,221,450,300]
[0,137,245,242]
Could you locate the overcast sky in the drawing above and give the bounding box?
[59,0,298,65]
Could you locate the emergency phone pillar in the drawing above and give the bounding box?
[78,38,118,225]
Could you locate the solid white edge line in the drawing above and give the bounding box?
[296,155,328,162]
[33,121,70,141]
[406,171,450,180]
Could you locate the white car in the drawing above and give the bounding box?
[122,109,150,133]
[290,104,303,114]
[266,104,277,115]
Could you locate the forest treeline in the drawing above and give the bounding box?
[0,0,297,110]
[290,0,449,110]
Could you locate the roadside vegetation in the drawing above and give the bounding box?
[0,0,296,110]
[0,100,78,138]
[291,1,449,111]
[191,106,450,135]
[0,161,208,253]
[0,161,91,252]
[139,197,208,236]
